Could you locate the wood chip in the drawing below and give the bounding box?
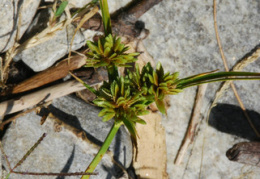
[226,142,260,167]
[133,112,168,179]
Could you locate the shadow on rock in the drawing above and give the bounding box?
[39,105,104,147]
[209,103,260,141]
[56,145,75,179]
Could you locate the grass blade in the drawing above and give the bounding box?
[177,71,260,88]
[55,1,68,17]
[99,0,112,36]
[69,72,98,95]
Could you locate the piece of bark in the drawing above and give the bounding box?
[226,142,260,167]
[76,89,96,104]
[3,52,88,95]
[73,0,162,39]
[133,112,168,179]
[0,68,107,118]
[118,0,162,21]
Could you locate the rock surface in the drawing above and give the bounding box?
[2,96,132,179]
[12,0,130,72]
[0,0,41,53]
[13,9,86,72]
[66,0,130,12]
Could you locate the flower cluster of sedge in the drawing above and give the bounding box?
[85,34,139,67]
[84,34,184,140]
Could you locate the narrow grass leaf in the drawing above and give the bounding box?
[54,1,68,17]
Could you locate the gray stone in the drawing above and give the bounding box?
[65,0,130,12]
[2,96,132,179]
[13,0,131,72]
[13,8,86,72]
[140,0,260,178]
[0,0,41,53]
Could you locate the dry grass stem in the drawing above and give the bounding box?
[174,84,208,165]
[0,79,101,117]
[0,141,11,170]
[0,101,51,128]
[0,107,38,129]
[68,6,99,64]
[11,133,47,171]
[12,171,97,176]
[211,47,260,106]
[1,1,23,83]
[232,47,260,71]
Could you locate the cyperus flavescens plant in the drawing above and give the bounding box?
[69,1,260,178]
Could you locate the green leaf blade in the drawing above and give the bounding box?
[155,99,166,115]
[55,1,68,17]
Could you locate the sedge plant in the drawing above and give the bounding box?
[70,1,260,178]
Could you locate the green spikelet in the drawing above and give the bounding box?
[85,34,139,68]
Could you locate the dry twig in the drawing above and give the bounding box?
[0,106,40,130]
[174,84,208,165]
[226,142,260,167]
[68,6,99,64]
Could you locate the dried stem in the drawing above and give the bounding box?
[6,132,97,177]
[11,133,47,171]
[12,171,97,176]
[0,106,40,130]
[209,48,260,107]
[0,72,106,118]
[174,84,208,165]
[0,141,12,170]
[68,6,99,64]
